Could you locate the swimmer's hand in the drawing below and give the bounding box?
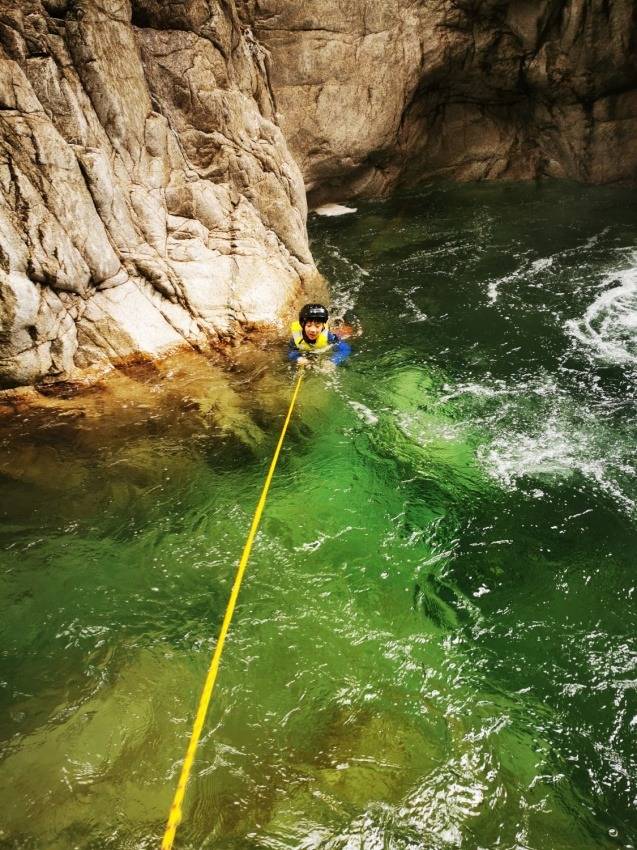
[296,356,309,366]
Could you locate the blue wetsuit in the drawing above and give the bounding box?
[288,331,351,365]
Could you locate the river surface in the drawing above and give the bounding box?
[1,182,636,850]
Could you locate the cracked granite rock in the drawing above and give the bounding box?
[0,0,317,388]
[245,0,637,205]
[1,0,635,388]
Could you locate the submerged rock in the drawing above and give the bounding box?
[0,348,297,521]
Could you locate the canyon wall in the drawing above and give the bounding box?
[0,0,317,388]
[246,0,637,205]
[1,0,635,387]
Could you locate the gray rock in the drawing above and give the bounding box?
[0,0,317,387]
[0,0,634,387]
[247,0,637,204]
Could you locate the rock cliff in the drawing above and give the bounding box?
[0,0,317,388]
[1,0,635,387]
[247,0,637,205]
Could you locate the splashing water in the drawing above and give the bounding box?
[567,260,637,365]
[1,183,636,850]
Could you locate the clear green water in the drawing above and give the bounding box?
[1,182,636,850]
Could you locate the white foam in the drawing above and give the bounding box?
[487,255,553,304]
[487,270,519,305]
[584,227,610,250]
[477,411,636,515]
[348,401,379,425]
[314,203,357,217]
[439,379,517,403]
[443,373,635,516]
[530,257,554,274]
[294,524,359,553]
[566,262,637,365]
[400,286,428,322]
[479,415,585,487]
[321,244,368,320]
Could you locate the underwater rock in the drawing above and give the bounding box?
[0,348,291,521]
[0,646,197,847]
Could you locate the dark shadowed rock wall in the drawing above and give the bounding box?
[245,0,637,205]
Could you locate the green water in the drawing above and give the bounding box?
[1,182,636,850]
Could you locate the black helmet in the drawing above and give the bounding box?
[299,303,329,325]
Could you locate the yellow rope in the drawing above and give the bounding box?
[161,370,305,850]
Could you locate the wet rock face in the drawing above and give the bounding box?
[247,0,637,204]
[1,0,634,387]
[0,0,316,387]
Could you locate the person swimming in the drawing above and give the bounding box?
[288,304,351,367]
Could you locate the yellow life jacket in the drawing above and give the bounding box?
[290,320,331,353]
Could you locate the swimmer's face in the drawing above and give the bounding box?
[304,320,324,341]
